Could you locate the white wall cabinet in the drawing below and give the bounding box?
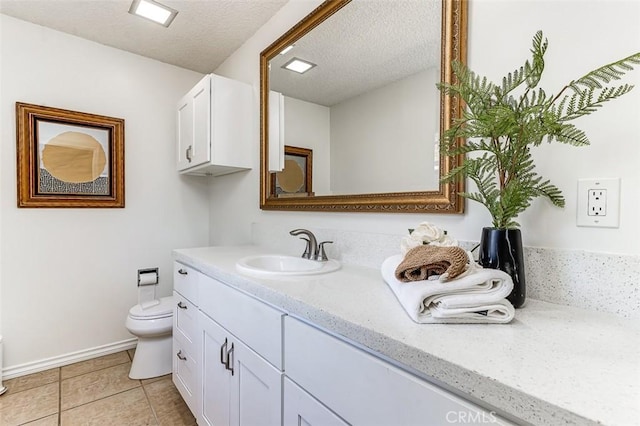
[267,90,284,172]
[176,73,252,176]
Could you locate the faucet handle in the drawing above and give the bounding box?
[316,241,333,262]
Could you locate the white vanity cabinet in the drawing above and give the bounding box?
[173,255,515,426]
[284,316,514,426]
[176,73,252,176]
[172,261,285,426]
[172,264,201,419]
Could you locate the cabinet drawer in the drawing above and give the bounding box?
[173,333,199,417]
[285,316,511,426]
[173,262,199,302]
[174,291,198,344]
[198,274,284,370]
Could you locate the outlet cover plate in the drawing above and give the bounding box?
[577,178,620,228]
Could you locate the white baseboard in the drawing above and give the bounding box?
[2,338,138,380]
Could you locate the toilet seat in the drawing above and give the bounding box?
[129,296,174,320]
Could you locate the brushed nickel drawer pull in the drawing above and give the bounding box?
[220,338,228,366]
[226,343,235,376]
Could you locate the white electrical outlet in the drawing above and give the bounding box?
[587,189,607,217]
[577,178,620,228]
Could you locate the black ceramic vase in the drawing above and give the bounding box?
[478,227,526,308]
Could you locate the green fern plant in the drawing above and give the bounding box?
[438,31,640,229]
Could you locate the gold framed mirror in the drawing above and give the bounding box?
[260,0,467,213]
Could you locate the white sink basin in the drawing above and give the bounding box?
[236,255,340,277]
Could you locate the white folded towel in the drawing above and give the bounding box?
[381,254,515,324]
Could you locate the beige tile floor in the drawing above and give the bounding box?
[0,350,196,426]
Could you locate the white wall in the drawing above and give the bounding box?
[0,15,209,368]
[212,0,640,255]
[330,68,439,194]
[283,96,331,194]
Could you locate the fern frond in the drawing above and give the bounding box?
[500,66,528,97]
[548,124,590,146]
[440,163,467,183]
[533,180,565,207]
[558,84,635,121]
[569,52,640,90]
[526,30,547,88]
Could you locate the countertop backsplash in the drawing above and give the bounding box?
[251,222,639,320]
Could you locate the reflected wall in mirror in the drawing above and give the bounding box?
[260,0,467,213]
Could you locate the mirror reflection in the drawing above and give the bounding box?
[260,0,467,213]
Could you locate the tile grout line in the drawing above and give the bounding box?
[58,354,138,414]
[140,379,161,426]
[59,386,144,413]
[60,359,132,381]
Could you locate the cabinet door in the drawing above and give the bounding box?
[285,317,512,426]
[200,312,233,426]
[177,75,211,170]
[267,90,284,172]
[230,338,282,426]
[284,378,348,426]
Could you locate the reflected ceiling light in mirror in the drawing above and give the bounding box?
[129,0,178,27]
[279,45,295,55]
[282,58,316,74]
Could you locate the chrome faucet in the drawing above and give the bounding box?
[289,229,332,261]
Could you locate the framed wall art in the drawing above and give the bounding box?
[271,145,313,197]
[16,102,125,208]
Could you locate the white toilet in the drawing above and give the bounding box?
[125,296,174,379]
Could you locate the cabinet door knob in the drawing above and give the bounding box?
[177,301,187,309]
[176,350,187,361]
[178,269,188,275]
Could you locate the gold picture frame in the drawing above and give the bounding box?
[270,145,313,197]
[16,102,125,208]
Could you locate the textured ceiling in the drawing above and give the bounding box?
[0,0,442,106]
[0,0,289,74]
[269,0,441,106]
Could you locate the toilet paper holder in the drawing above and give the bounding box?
[138,268,159,286]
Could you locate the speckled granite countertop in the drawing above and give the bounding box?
[174,246,640,426]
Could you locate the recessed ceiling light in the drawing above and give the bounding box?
[129,0,178,27]
[282,58,316,74]
[279,45,295,55]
